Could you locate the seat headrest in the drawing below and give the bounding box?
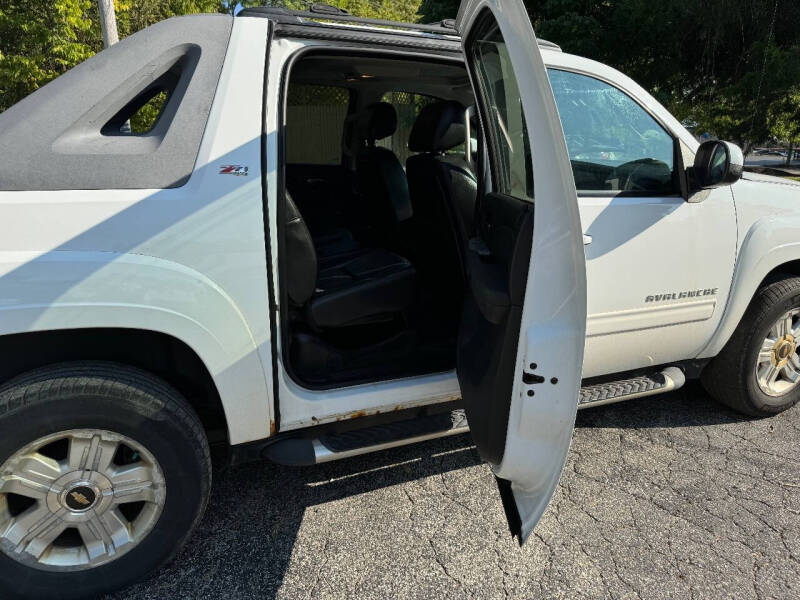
[408,100,466,153]
[359,102,397,142]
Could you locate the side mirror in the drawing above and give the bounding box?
[691,140,744,189]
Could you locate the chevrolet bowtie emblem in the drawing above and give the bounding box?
[70,491,91,506]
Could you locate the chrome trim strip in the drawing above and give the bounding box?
[586,300,716,337]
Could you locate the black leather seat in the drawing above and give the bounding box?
[406,100,477,252]
[284,177,362,261]
[406,100,477,295]
[285,193,416,330]
[354,102,414,243]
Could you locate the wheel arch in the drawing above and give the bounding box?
[0,328,229,442]
[699,215,800,359]
[0,251,274,444]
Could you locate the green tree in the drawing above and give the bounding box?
[417,0,457,23]
[768,88,800,165]
[0,0,264,112]
[0,0,100,111]
[417,0,800,150]
[115,0,228,35]
[281,0,422,22]
[525,0,800,148]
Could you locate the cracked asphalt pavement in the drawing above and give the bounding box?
[110,382,800,600]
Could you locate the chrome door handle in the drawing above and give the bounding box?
[583,234,593,245]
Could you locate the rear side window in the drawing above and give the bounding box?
[548,69,676,195]
[469,21,534,202]
[379,91,438,164]
[286,84,351,165]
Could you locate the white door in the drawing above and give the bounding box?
[455,0,587,542]
[546,68,738,378]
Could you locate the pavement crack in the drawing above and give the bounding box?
[427,537,474,598]
[307,537,331,600]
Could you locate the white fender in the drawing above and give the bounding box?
[0,251,272,444]
[699,213,800,359]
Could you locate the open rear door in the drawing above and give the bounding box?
[455,0,587,542]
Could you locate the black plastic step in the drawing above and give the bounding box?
[320,409,467,453]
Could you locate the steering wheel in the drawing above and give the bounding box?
[612,158,671,192]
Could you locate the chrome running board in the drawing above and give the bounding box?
[578,366,686,409]
[262,368,685,466]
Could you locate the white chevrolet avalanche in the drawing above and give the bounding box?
[0,1,799,597]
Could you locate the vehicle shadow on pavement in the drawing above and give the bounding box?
[109,383,753,600]
[108,431,484,599]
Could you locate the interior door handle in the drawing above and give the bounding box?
[583,234,593,245]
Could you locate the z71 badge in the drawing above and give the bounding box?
[219,164,249,176]
[645,288,718,303]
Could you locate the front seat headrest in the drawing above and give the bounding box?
[408,100,466,153]
[359,102,397,143]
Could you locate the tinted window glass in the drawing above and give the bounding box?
[470,22,534,201]
[378,91,438,164]
[286,84,350,165]
[548,69,675,194]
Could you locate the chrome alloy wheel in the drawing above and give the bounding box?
[0,429,165,571]
[755,308,800,398]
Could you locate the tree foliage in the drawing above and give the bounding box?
[0,0,257,111]
[417,0,457,23]
[768,87,800,163]
[2,0,798,149]
[417,0,800,148]
[525,0,800,148]
[265,0,421,22]
[0,0,99,111]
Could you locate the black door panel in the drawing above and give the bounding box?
[458,192,533,464]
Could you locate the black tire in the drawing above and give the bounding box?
[702,275,800,416]
[0,362,211,600]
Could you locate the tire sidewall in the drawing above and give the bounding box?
[0,392,208,600]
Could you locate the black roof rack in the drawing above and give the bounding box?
[237,5,562,51]
[237,5,460,36]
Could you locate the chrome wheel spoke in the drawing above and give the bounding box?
[758,338,776,364]
[0,453,63,499]
[760,363,781,387]
[15,511,68,560]
[78,510,131,563]
[110,465,159,505]
[68,434,118,474]
[776,313,794,337]
[784,361,800,384]
[2,503,62,550]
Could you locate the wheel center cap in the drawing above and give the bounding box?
[63,484,99,512]
[774,335,796,366]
